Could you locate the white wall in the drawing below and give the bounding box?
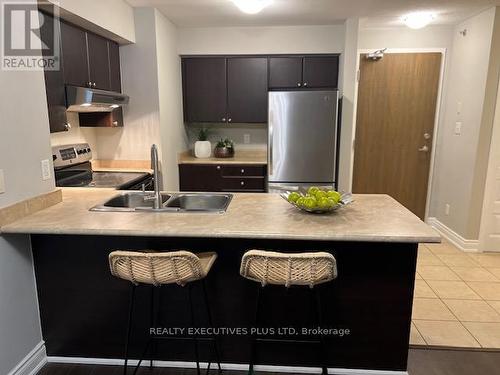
[48,0,136,43]
[430,8,496,239]
[0,62,53,375]
[155,9,188,190]
[178,25,345,55]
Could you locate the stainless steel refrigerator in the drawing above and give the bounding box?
[268,90,339,193]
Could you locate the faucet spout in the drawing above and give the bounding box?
[150,144,162,209]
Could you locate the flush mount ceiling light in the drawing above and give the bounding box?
[232,0,273,14]
[402,12,435,29]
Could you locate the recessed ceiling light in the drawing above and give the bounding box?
[232,0,273,14]
[402,12,435,29]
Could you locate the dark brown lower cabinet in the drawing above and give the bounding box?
[179,164,267,192]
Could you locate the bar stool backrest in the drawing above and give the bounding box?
[109,250,205,286]
[240,250,337,288]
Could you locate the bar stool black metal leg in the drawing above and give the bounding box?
[249,286,264,375]
[124,284,137,375]
[314,288,328,375]
[202,279,222,374]
[188,284,201,375]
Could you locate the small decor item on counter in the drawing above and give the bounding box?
[214,138,235,158]
[281,186,353,214]
[194,128,212,158]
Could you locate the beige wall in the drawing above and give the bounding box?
[430,7,496,239]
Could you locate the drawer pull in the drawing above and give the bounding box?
[216,166,221,170]
[240,181,245,186]
[241,169,245,174]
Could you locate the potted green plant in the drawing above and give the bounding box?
[194,128,211,158]
[214,138,235,158]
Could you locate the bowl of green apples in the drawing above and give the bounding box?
[280,187,352,214]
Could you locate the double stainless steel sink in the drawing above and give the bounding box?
[90,192,233,213]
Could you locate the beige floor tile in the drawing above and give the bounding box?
[418,245,433,256]
[468,254,500,268]
[412,298,456,321]
[427,280,481,300]
[462,322,500,348]
[417,265,460,281]
[451,267,499,282]
[487,300,500,314]
[437,254,479,267]
[425,242,462,255]
[487,268,500,279]
[413,320,480,347]
[410,322,426,345]
[442,300,500,322]
[417,253,444,266]
[414,280,438,298]
[415,272,422,280]
[467,282,500,300]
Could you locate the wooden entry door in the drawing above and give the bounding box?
[353,53,442,219]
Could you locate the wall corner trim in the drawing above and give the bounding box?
[7,341,47,375]
[426,217,480,252]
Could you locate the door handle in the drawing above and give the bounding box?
[418,145,429,152]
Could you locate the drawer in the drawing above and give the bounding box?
[220,165,266,177]
[220,177,266,191]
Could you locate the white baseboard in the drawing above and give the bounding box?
[47,356,407,375]
[7,341,47,375]
[426,217,479,252]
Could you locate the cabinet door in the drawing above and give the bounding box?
[87,33,111,90]
[182,58,227,123]
[302,56,339,88]
[40,12,68,133]
[227,57,268,123]
[61,21,89,87]
[268,57,303,89]
[108,41,121,92]
[179,165,222,191]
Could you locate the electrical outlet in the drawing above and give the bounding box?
[0,169,5,194]
[41,159,51,180]
[457,101,462,115]
[454,122,462,135]
[445,204,450,216]
[243,134,251,144]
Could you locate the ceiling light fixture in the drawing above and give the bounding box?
[402,12,435,29]
[232,0,273,14]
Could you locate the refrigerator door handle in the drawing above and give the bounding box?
[268,113,274,176]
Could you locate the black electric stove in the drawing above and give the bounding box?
[52,143,153,190]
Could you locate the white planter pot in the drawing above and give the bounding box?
[194,141,211,158]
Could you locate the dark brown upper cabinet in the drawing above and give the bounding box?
[60,21,121,92]
[227,57,268,123]
[87,33,110,90]
[268,57,303,89]
[108,42,122,93]
[182,57,227,123]
[303,56,339,89]
[269,55,339,89]
[60,21,89,88]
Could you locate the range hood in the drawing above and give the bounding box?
[66,85,129,113]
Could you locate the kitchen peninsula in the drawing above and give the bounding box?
[1,189,439,374]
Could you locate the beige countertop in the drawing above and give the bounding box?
[0,189,440,243]
[178,150,267,165]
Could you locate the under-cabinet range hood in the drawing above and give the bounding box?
[66,85,129,113]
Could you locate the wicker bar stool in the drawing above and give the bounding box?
[240,250,338,375]
[109,250,222,375]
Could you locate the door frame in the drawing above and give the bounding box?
[350,48,447,221]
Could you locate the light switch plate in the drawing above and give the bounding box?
[0,169,5,194]
[454,122,462,135]
[457,101,462,115]
[243,134,251,144]
[41,159,51,180]
[445,204,450,216]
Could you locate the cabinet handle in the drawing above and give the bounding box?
[297,83,302,87]
[87,81,92,88]
[64,122,71,131]
[222,118,226,122]
[228,118,232,123]
[112,121,118,126]
[92,82,96,88]
[241,169,245,174]
[240,181,245,186]
[216,165,221,170]
[303,82,308,87]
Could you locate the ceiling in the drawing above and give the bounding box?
[125,0,500,28]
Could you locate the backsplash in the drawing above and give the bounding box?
[186,123,267,150]
[50,112,100,158]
